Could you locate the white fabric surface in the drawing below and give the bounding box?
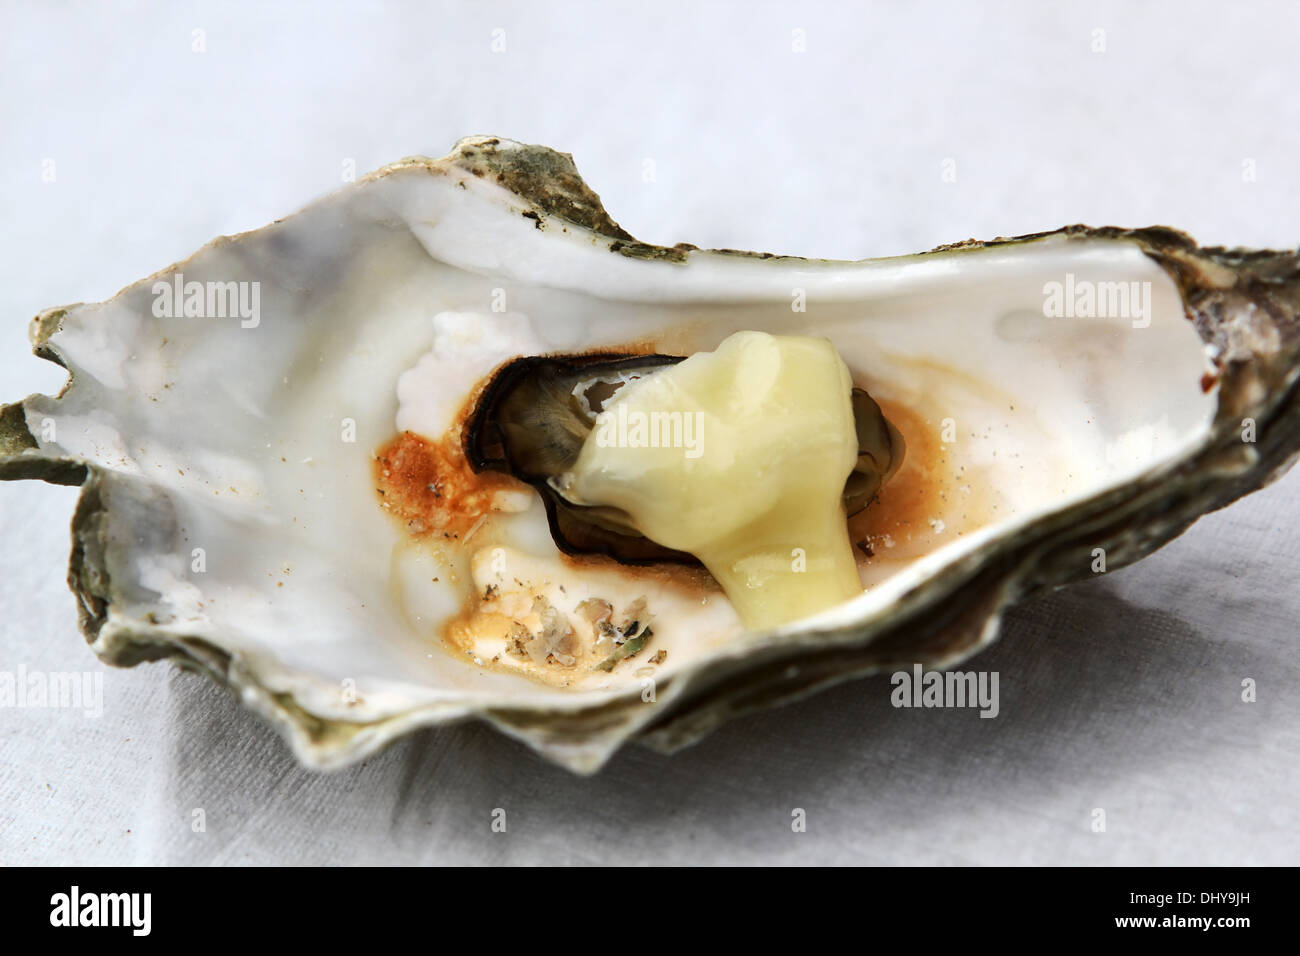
[1,0,1297,865]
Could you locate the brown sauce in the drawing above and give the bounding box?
[848,394,998,577]
[372,429,527,540]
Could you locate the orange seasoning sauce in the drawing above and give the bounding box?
[372,428,527,541]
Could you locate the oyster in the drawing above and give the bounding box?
[464,335,905,619]
[2,135,1298,773]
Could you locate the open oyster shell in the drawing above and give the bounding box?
[2,136,1298,773]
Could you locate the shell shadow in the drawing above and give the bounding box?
[151,575,1274,863]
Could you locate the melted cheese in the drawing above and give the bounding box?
[562,330,862,629]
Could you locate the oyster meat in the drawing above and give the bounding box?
[2,135,1298,773]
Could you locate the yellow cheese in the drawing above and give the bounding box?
[564,330,863,629]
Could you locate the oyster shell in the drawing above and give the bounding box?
[2,135,1298,773]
